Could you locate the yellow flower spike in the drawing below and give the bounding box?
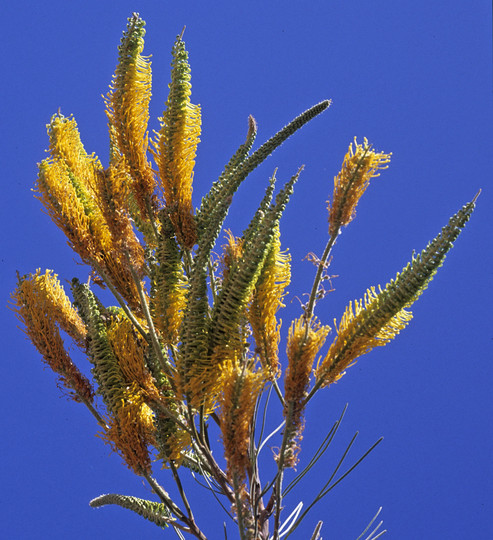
[37,115,145,310]
[35,269,87,347]
[105,309,192,467]
[106,313,156,394]
[44,114,113,259]
[316,287,412,387]
[36,159,102,264]
[102,383,155,476]
[105,14,157,223]
[48,114,103,196]
[37,162,141,309]
[249,225,291,378]
[152,32,201,249]
[94,162,146,277]
[11,270,94,404]
[328,138,391,235]
[219,362,264,485]
[283,317,330,467]
[160,284,187,346]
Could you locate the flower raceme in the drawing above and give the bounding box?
[104,14,156,225]
[328,138,391,235]
[152,33,201,250]
[283,317,330,466]
[12,12,478,538]
[12,270,94,403]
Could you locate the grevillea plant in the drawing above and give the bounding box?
[11,13,478,540]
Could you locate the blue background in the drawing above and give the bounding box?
[2,1,492,538]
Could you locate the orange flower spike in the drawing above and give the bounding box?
[219,362,264,485]
[106,313,156,393]
[283,316,330,467]
[38,115,144,310]
[328,138,391,235]
[37,160,99,263]
[11,270,94,403]
[103,384,155,476]
[94,162,146,276]
[35,269,87,347]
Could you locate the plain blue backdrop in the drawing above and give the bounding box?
[2,1,492,538]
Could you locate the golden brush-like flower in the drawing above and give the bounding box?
[11,270,94,403]
[103,383,155,475]
[105,14,157,223]
[283,316,330,466]
[328,138,391,235]
[37,115,111,264]
[37,115,144,311]
[106,312,157,395]
[219,362,264,485]
[93,161,146,276]
[316,287,412,386]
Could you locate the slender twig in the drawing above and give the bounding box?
[310,521,323,540]
[271,378,286,406]
[145,473,208,540]
[271,400,296,540]
[319,436,384,498]
[277,502,304,538]
[210,411,221,427]
[254,385,273,452]
[303,226,340,325]
[172,525,187,540]
[248,398,265,540]
[284,435,383,539]
[258,469,282,502]
[144,473,186,520]
[356,507,383,540]
[233,474,248,540]
[285,433,360,538]
[170,461,194,520]
[186,404,235,504]
[79,395,108,430]
[192,460,234,518]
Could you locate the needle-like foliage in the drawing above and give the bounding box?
[12,13,477,539]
